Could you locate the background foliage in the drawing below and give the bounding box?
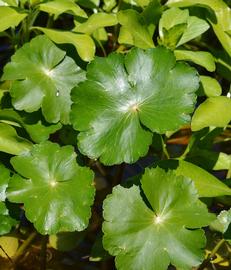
[0,0,231,269]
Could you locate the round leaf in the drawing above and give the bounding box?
[7,141,95,235]
[71,47,199,165]
[103,167,215,270]
[2,35,85,124]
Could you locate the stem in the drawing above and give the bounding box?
[12,231,37,264]
[197,239,226,270]
[40,235,48,270]
[112,163,125,186]
[161,136,170,159]
[96,39,107,57]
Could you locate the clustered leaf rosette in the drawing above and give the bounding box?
[7,141,95,235]
[71,47,199,165]
[2,35,85,124]
[103,167,215,270]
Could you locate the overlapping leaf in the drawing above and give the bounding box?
[103,168,215,270]
[2,35,85,124]
[0,164,17,235]
[71,47,199,165]
[7,141,95,235]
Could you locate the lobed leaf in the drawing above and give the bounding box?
[2,35,85,124]
[7,141,95,235]
[103,168,215,270]
[71,47,199,165]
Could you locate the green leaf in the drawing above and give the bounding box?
[156,160,231,197]
[160,24,187,49]
[0,202,17,235]
[0,109,62,143]
[0,123,32,155]
[7,141,95,235]
[0,164,10,201]
[77,0,100,8]
[191,96,231,131]
[117,9,154,49]
[103,0,116,11]
[70,47,199,165]
[103,168,215,270]
[33,27,95,62]
[159,8,209,47]
[39,0,87,19]
[2,35,85,124]
[74,13,118,34]
[174,50,216,72]
[210,209,231,233]
[199,76,222,97]
[0,0,18,6]
[177,16,210,46]
[0,6,27,32]
[166,0,231,56]
[159,7,189,39]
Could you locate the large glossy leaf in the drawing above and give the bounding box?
[156,160,231,197]
[70,47,199,165]
[174,50,216,72]
[0,6,27,32]
[2,35,85,124]
[33,27,95,62]
[39,0,87,19]
[0,123,32,155]
[103,168,215,270]
[7,141,95,235]
[191,96,231,131]
[117,9,154,49]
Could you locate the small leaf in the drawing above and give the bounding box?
[103,168,215,270]
[191,96,231,131]
[174,50,216,72]
[199,76,222,97]
[156,160,231,197]
[210,209,231,233]
[177,16,210,46]
[0,123,32,155]
[75,13,118,34]
[0,6,27,32]
[33,27,95,62]
[159,7,209,47]
[71,47,199,165]
[2,35,85,124]
[166,0,231,57]
[0,109,62,143]
[0,164,10,201]
[0,203,17,235]
[39,0,87,19]
[7,141,95,235]
[117,9,154,49]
